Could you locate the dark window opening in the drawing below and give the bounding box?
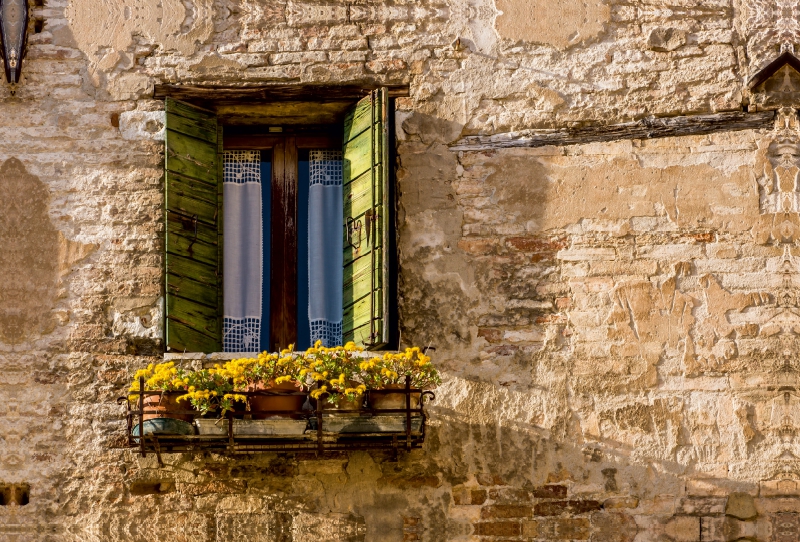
[223,127,342,352]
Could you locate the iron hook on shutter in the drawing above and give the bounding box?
[346,217,362,250]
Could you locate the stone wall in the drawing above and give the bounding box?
[2,0,800,540]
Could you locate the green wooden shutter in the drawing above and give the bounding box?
[164,98,222,352]
[342,88,389,348]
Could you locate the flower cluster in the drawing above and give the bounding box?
[176,347,309,415]
[127,362,189,403]
[303,341,367,403]
[177,369,245,415]
[359,347,441,390]
[128,343,440,416]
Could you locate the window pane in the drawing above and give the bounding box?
[260,151,272,352]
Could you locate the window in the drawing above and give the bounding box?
[163,90,393,353]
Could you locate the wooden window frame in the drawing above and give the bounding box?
[164,85,404,353]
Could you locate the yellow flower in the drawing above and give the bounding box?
[310,386,328,399]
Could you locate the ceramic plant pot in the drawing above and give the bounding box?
[141,392,194,423]
[248,381,306,419]
[368,384,420,411]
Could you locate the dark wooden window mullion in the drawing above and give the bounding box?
[270,137,299,351]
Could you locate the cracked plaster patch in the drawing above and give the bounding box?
[494,0,610,49]
[65,0,213,89]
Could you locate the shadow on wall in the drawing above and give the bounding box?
[0,157,97,347]
[67,379,776,542]
[392,111,800,540]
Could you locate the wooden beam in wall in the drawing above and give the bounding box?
[154,84,410,104]
[450,110,776,151]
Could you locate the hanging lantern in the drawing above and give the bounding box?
[0,0,27,84]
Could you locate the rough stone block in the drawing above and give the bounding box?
[472,521,521,537]
[480,505,532,519]
[591,511,638,542]
[638,243,704,259]
[506,236,567,253]
[557,248,617,261]
[129,479,174,496]
[664,516,700,542]
[531,485,568,499]
[488,487,533,503]
[603,496,639,509]
[725,493,757,520]
[534,500,602,516]
[476,474,505,486]
[677,497,726,516]
[521,519,539,537]
[453,487,488,506]
[537,517,590,540]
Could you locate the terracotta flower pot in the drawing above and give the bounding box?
[369,384,420,411]
[248,381,306,419]
[141,392,194,423]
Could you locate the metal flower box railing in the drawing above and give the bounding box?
[119,376,434,464]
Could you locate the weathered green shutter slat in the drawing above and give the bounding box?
[343,291,383,346]
[342,88,389,348]
[345,252,382,304]
[166,211,218,246]
[167,321,220,354]
[166,173,219,216]
[166,111,219,142]
[165,97,222,352]
[166,233,218,266]
[167,275,218,308]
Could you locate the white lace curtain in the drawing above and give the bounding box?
[222,150,263,352]
[221,148,343,352]
[308,150,343,347]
